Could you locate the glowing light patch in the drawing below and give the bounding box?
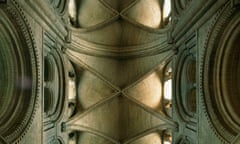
[164,79,172,100]
[68,0,76,19]
[163,0,171,18]
[164,141,171,144]
[68,80,76,100]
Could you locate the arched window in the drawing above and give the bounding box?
[163,67,173,117]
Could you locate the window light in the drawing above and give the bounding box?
[68,80,76,100]
[164,141,171,144]
[163,0,171,19]
[164,79,172,100]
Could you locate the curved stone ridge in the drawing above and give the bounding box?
[67,0,172,58]
[0,1,40,143]
[201,2,240,143]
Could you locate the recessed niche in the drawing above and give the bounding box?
[43,47,65,123]
[44,87,53,113]
[176,51,196,121]
[0,7,39,143]
[44,57,53,82]
[203,5,240,141]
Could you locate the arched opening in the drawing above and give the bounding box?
[221,27,240,126]
[203,5,240,141]
[0,7,39,143]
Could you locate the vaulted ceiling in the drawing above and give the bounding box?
[64,0,176,144]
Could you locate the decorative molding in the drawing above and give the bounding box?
[67,66,77,118]
[24,0,68,43]
[122,124,173,144]
[200,1,240,143]
[174,34,197,124]
[0,0,40,143]
[67,36,172,59]
[57,136,64,144]
[178,136,191,144]
[45,135,58,144]
[48,0,67,15]
[173,0,192,16]
[43,32,70,144]
[67,126,119,144]
[43,32,66,126]
[172,0,216,42]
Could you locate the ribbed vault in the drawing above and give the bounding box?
[64,0,175,144]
